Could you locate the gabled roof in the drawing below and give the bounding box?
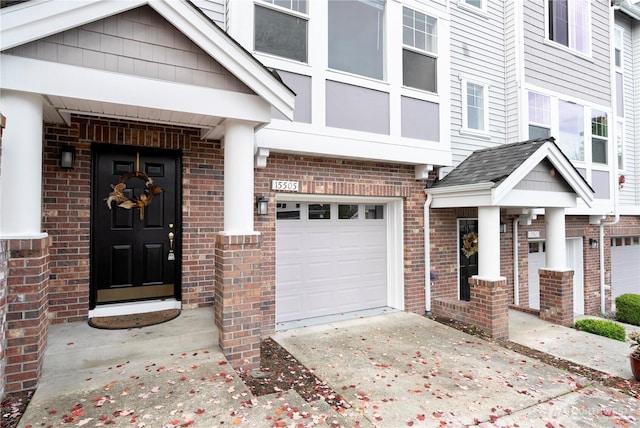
[0,0,294,122]
[427,138,594,209]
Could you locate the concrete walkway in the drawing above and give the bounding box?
[15,308,639,427]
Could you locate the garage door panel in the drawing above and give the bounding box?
[276,202,388,324]
[611,239,640,299]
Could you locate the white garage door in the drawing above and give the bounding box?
[276,202,387,324]
[528,238,584,314]
[611,236,640,299]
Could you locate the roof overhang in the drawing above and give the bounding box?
[0,0,295,137]
[427,141,595,209]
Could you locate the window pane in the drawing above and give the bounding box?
[549,0,569,46]
[528,92,550,125]
[592,138,607,164]
[465,0,483,8]
[255,5,308,62]
[616,121,624,170]
[270,0,307,13]
[467,83,484,130]
[529,125,551,140]
[338,204,359,219]
[591,110,607,137]
[403,49,436,92]
[365,205,384,219]
[328,0,385,80]
[402,7,437,54]
[276,203,300,219]
[308,204,331,220]
[570,1,588,53]
[558,100,584,161]
[615,28,623,67]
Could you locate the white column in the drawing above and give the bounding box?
[223,120,255,234]
[477,206,501,279]
[544,207,567,270]
[0,90,45,238]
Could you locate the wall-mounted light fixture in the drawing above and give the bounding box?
[256,195,268,216]
[500,222,507,233]
[60,145,76,169]
[589,238,599,249]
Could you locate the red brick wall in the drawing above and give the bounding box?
[42,116,224,323]
[255,153,427,335]
[43,116,428,325]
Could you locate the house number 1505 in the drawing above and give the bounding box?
[271,180,299,192]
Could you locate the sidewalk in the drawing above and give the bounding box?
[509,310,640,379]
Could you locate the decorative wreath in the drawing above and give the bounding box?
[104,171,162,219]
[462,231,478,258]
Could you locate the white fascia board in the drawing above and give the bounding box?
[0,0,146,50]
[427,183,494,208]
[1,55,271,124]
[256,125,453,166]
[497,189,578,208]
[492,142,594,207]
[149,0,294,121]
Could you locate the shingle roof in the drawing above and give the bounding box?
[431,137,559,189]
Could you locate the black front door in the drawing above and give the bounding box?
[459,219,478,301]
[91,145,181,307]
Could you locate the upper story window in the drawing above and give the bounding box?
[616,121,625,170]
[591,110,608,165]
[328,0,385,80]
[614,26,623,69]
[528,92,551,139]
[558,100,584,161]
[254,0,308,62]
[547,0,589,55]
[463,0,485,11]
[402,7,437,93]
[462,80,488,133]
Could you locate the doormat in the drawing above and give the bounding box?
[88,309,180,330]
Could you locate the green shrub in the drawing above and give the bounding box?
[616,294,640,326]
[573,318,626,342]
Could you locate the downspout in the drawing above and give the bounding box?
[424,193,433,314]
[596,1,622,313]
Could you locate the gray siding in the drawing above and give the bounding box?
[592,170,611,200]
[4,5,251,94]
[326,81,389,135]
[448,0,506,171]
[522,1,611,106]
[515,160,573,192]
[191,0,225,28]
[504,0,521,144]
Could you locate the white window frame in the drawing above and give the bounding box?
[545,0,592,57]
[461,77,490,137]
[254,0,310,63]
[402,6,438,93]
[616,120,625,172]
[590,109,608,166]
[458,0,487,14]
[527,91,551,139]
[614,25,624,70]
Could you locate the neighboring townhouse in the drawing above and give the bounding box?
[0,0,638,399]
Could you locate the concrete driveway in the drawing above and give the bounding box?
[274,311,638,427]
[15,309,639,427]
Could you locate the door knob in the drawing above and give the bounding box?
[168,232,174,250]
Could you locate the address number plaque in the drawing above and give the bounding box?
[271,180,299,192]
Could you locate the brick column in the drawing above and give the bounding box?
[214,234,262,370]
[5,237,51,393]
[539,269,574,327]
[469,277,509,340]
